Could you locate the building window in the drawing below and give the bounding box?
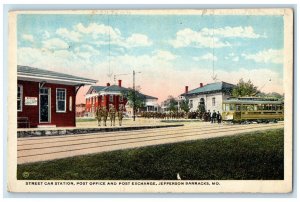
[56,88,66,112]
[69,96,72,111]
[119,95,123,102]
[189,100,193,108]
[17,85,23,112]
[109,95,113,102]
[212,97,216,106]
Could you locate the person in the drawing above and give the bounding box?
[211,110,217,123]
[217,111,222,124]
[109,104,116,126]
[117,104,124,126]
[207,110,211,122]
[102,106,108,127]
[95,107,102,126]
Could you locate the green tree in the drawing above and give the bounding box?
[197,102,205,113]
[232,79,259,97]
[122,88,146,120]
[257,92,284,101]
[167,96,178,112]
[179,98,190,113]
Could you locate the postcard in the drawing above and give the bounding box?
[7,8,293,193]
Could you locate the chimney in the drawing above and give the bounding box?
[106,82,110,86]
[185,86,189,94]
[200,83,203,88]
[118,80,122,87]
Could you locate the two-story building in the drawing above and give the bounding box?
[85,80,159,117]
[85,80,128,116]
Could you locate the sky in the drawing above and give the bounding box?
[17,13,284,103]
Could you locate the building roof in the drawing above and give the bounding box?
[17,65,97,86]
[182,81,235,96]
[140,94,158,100]
[87,85,158,100]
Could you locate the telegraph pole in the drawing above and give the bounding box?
[133,70,136,121]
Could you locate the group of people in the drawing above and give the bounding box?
[94,104,125,127]
[204,110,222,124]
[140,110,222,123]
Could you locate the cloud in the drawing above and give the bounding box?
[170,26,263,48]
[74,23,121,41]
[74,44,100,60]
[124,33,152,48]
[242,49,283,64]
[154,50,177,61]
[201,26,264,38]
[56,28,82,42]
[232,56,239,62]
[42,38,69,50]
[170,28,230,48]
[193,53,217,61]
[42,31,50,39]
[22,34,34,42]
[63,23,152,48]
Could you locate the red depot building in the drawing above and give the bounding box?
[17,65,97,128]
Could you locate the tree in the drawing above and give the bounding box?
[179,98,190,113]
[122,88,146,120]
[197,102,205,113]
[167,96,178,112]
[256,92,284,100]
[232,79,259,97]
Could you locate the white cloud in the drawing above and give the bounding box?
[232,56,239,62]
[193,53,218,61]
[170,28,230,48]
[124,33,152,48]
[22,34,33,42]
[42,38,69,50]
[242,49,283,64]
[74,44,100,60]
[170,26,263,49]
[56,28,82,42]
[42,31,50,39]
[75,23,121,40]
[70,23,152,48]
[201,26,264,38]
[154,50,177,61]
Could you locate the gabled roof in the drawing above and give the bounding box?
[87,85,158,100]
[182,81,235,96]
[102,85,129,92]
[141,94,158,100]
[17,65,97,86]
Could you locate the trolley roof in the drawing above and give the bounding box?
[223,97,283,105]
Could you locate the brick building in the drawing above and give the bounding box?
[85,80,128,116]
[17,65,97,128]
[85,80,159,117]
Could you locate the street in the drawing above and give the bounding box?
[17,121,284,164]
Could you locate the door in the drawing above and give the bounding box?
[39,88,50,123]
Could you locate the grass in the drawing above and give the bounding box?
[17,129,284,180]
[76,118,96,122]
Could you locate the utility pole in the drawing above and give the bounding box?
[133,70,136,121]
[132,70,141,121]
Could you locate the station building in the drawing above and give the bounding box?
[17,65,97,128]
[181,81,235,113]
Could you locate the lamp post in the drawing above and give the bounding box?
[133,70,141,121]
